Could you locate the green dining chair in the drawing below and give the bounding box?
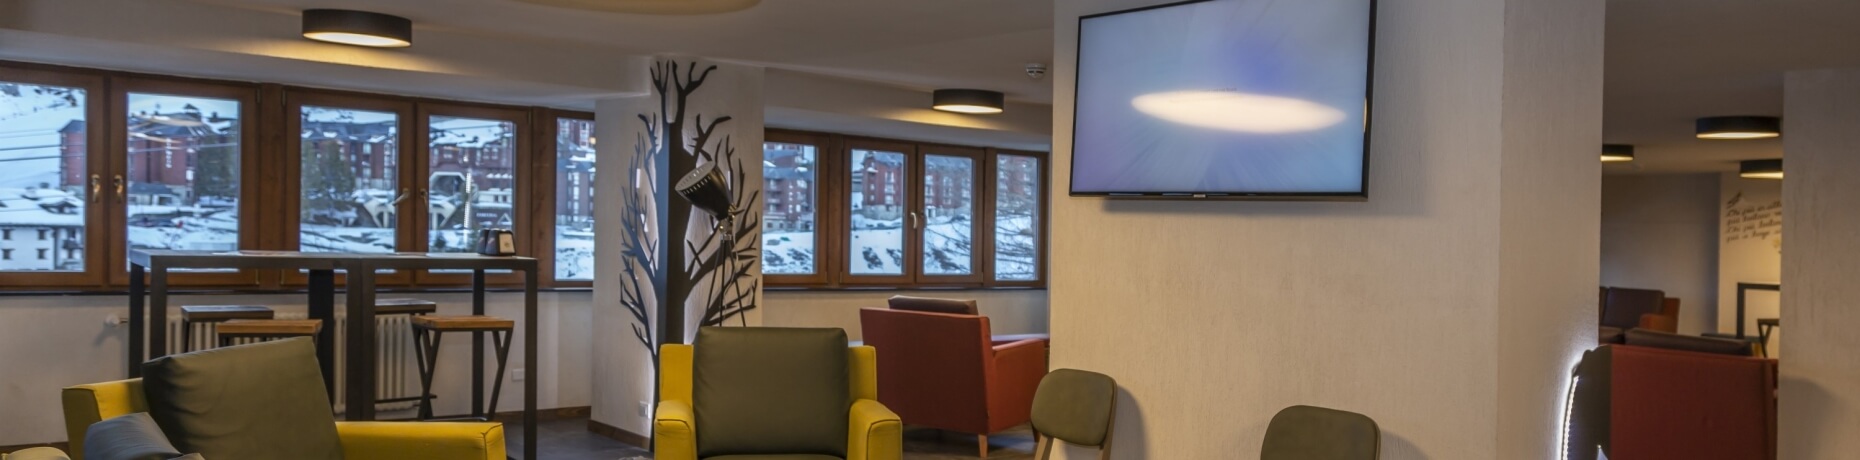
[1029,369,1117,460]
[1260,405,1381,460]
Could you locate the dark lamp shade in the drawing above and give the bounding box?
[1601,144,1635,162]
[1739,159,1783,180]
[1696,116,1781,140]
[676,162,733,218]
[302,9,413,48]
[932,89,1005,114]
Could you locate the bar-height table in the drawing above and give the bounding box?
[127,250,541,460]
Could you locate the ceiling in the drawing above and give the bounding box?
[1603,0,1860,174]
[183,0,1058,104]
[158,0,1860,175]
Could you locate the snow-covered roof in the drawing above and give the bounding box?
[0,187,83,227]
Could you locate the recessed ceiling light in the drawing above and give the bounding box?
[932,89,1005,114]
[302,9,413,48]
[1739,159,1783,179]
[1697,116,1780,140]
[1601,144,1635,162]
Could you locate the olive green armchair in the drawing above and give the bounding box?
[655,327,902,460]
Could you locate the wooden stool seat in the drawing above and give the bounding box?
[217,319,323,336]
[376,298,439,316]
[412,315,515,332]
[180,305,276,322]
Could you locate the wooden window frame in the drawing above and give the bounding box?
[0,66,109,287]
[109,77,263,288]
[533,110,596,288]
[1,60,595,293]
[411,102,534,286]
[280,89,418,286]
[982,148,1049,288]
[760,129,836,287]
[763,129,1049,290]
[914,144,986,287]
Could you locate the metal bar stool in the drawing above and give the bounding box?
[216,319,323,347]
[411,315,514,421]
[180,305,275,352]
[375,298,439,406]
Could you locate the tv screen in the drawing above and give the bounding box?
[1070,0,1376,199]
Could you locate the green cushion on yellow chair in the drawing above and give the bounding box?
[704,455,841,460]
[141,338,343,460]
[694,327,850,459]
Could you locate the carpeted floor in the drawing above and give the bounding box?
[514,417,1038,460]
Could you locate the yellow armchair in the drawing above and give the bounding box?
[655,344,902,460]
[62,379,504,460]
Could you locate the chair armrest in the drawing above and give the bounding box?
[2,447,71,460]
[655,400,698,460]
[848,399,903,460]
[989,339,1049,430]
[334,421,505,460]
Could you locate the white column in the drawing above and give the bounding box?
[1047,0,1602,458]
[1779,68,1860,460]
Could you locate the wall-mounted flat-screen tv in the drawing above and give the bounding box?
[1070,0,1377,199]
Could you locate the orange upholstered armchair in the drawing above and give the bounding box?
[859,306,1048,458]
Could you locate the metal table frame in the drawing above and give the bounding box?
[127,250,540,460]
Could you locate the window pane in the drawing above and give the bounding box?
[761,141,816,275]
[994,154,1040,280]
[849,149,906,275]
[300,106,398,253]
[555,118,595,281]
[125,93,241,261]
[0,81,86,271]
[427,116,516,263]
[922,154,974,275]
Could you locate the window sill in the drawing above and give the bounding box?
[764,285,1046,292]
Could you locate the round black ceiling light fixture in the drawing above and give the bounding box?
[302,9,413,48]
[1739,159,1783,180]
[932,89,1005,115]
[1601,144,1635,162]
[1696,116,1781,140]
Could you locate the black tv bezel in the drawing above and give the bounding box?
[1068,0,1379,201]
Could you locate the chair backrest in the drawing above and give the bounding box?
[859,308,994,431]
[1030,369,1117,448]
[888,295,979,315]
[140,337,342,460]
[689,327,851,458]
[1601,287,1666,329]
[1260,405,1380,460]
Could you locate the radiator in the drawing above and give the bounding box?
[166,313,421,414]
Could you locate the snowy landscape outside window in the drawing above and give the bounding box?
[427,115,516,272]
[125,93,241,269]
[922,154,974,276]
[849,149,908,275]
[0,80,86,272]
[554,118,595,281]
[761,141,816,275]
[994,154,1040,281]
[300,106,398,254]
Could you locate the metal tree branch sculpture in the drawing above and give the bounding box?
[622,58,760,352]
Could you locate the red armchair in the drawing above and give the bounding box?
[859,307,1048,458]
[1567,332,1776,460]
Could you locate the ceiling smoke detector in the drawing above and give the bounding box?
[1026,63,1047,80]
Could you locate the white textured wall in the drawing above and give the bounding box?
[1048,0,1600,458]
[1717,173,1784,340]
[0,291,593,446]
[761,290,1047,341]
[1600,174,1721,334]
[1779,68,1860,460]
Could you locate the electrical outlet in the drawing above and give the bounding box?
[512,369,526,381]
[638,401,650,417]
